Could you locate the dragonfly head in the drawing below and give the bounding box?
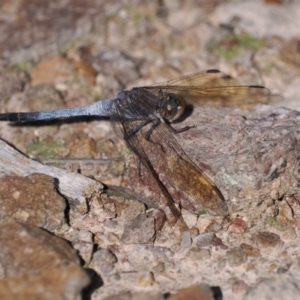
[161,93,185,122]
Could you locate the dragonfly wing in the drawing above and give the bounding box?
[110,101,187,228]
[148,70,239,87]
[144,70,270,107]
[114,99,228,217]
[142,121,228,216]
[146,85,270,107]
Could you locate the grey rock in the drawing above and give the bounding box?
[227,246,247,267]
[245,277,300,300]
[91,248,117,275]
[193,233,215,248]
[120,214,155,245]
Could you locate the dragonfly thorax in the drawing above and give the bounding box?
[160,93,185,122]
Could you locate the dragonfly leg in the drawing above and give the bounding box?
[169,124,196,134]
[123,119,165,175]
[145,119,165,152]
[123,119,151,140]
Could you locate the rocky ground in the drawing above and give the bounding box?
[0,0,300,299]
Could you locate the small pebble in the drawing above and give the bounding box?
[106,232,120,244]
[137,271,155,287]
[188,248,211,260]
[168,284,214,300]
[193,233,215,248]
[178,231,192,253]
[227,247,247,267]
[90,248,117,274]
[281,228,297,241]
[277,201,294,228]
[120,214,155,245]
[240,243,261,257]
[212,236,228,250]
[153,262,165,273]
[252,231,281,248]
[206,222,222,232]
[232,279,249,294]
[228,218,248,234]
[72,241,94,263]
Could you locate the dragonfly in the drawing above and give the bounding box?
[0,70,270,229]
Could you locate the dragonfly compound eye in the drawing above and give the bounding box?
[162,93,185,122]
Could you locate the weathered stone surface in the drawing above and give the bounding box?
[23,84,65,112]
[0,139,102,213]
[0,70,28,104]
[93,50,140,97]
[0,0,122,67]
[30,55,97,101]
[244,277,300,300]
[0,220,89,299]
[0,173,66,231]
[31,55,79,86]
[103,291,163,300]
[0,265,89,300]
[0,220,80,277]
[212,1,300,39]
[168,284,215,300]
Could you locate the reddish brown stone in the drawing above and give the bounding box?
[168,284,215,300]
[252,231,281,248]
[228,218,248,234]
[0,173,66,231]
[240,243,261,257]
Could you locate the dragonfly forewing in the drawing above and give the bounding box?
[145,70,270,108]
[126,119,228,217]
